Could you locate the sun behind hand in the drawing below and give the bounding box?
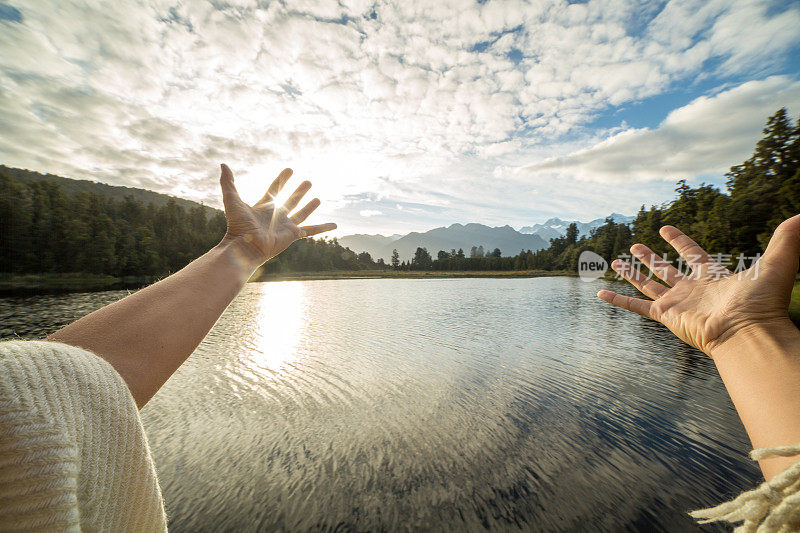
[219,164,336,266]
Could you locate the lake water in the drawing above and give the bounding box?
[1,277,762,531]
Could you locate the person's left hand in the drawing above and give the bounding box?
[218,164,336,266]
[597,214,800,357]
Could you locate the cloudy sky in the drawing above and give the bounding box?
[1,0,799,236]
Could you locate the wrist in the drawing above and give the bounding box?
[708,318,800,480]
[709,318,800,361]
[215,237,265,276]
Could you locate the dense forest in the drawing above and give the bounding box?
[0,170,382,278]
[1,109,798,281]
[0,165,218,216]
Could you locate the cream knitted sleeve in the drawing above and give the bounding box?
[0,340,167,532]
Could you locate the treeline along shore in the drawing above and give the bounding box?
[1,109,799,305]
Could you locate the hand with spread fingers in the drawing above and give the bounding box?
[597,213,800,480]
[598,213,800,357]
[219,164,336,266]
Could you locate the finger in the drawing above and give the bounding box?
[258,168,293,204]
[630,243,684,286]
[597,290,652,318]
[219,164,243,211]
[290,198,320,224]
[282,181,312,212]
[659,225,723,278]
[298,223,337,238]
[611,259,669,299]
[761,213,800,276]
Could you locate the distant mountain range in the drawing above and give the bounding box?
[339,213,634,261]
[519,213,635,241]
[337,233,403,255]
[340,224,550,261]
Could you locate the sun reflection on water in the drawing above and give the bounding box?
[250,281,307,371]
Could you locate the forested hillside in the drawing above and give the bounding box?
[1,166,218,216]
[0,172,228,276]
[0,168,382,277]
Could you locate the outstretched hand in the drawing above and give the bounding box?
[219,164,336,267]
[598,214,800,357]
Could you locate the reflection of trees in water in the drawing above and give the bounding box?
[636,317,715,384]
[596,277,715,384]
[672,343,712,382]
[1,290,126,339]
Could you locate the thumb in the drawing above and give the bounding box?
[761,213,800,276]
[219,163,242,211]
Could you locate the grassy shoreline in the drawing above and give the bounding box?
[0,270,578,295]
[253,269,578,282]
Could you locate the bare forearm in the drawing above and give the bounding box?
[711,320,800,480]
[48,241,259,408]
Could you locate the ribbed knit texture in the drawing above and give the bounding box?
[0,340,167,532]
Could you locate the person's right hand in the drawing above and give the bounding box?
[219,164,336,268]
[598,213,800,357]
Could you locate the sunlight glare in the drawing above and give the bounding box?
[251,282,307,371]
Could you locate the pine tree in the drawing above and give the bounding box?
[727,108,799,253]
[565,222,578,245]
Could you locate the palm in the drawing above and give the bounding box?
[219,165,336,265]
[599,216,800,357]
[224,197,299,258]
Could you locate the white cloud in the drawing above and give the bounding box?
[0,0,799,234]
[521,76,800,183]
[359,210,383,217]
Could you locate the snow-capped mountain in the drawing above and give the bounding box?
[519,213,634,242]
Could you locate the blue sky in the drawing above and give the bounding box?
[1,0,799,236]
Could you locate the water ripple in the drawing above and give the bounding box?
[2,277,761,531]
